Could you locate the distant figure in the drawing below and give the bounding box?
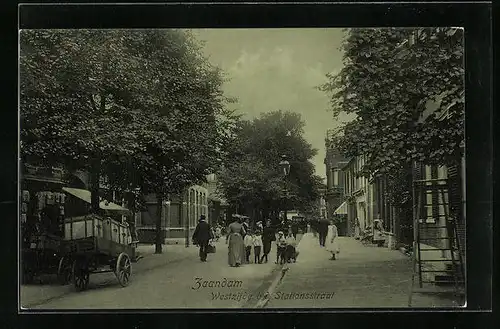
[192,215,214,262]
[256,221,263,233]
[242,218,250,239]
[215,225,222,242]
[354,217,361,240]
[326,221,340,260]
[227,215,246,267]
[285,228,298,263]
[291,221,299,239]
[253,231,263,264]
[244,232,254,263]
[318,218,330,247]
[276,231,287,264]
[373,219,386,247]
[260,220,275,263]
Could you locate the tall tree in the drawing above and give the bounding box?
[218,110,323,222]
[321,28,464,206]
[20,29,235,253]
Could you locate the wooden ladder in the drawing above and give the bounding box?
[408,178,465,307]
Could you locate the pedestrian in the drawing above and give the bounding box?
[354,217,361,240]
[242,217,250,238]
[244,230,254,263]
[318,217,329,247]
[260,219,275,263]
[256,220,263,233]
[275,231,287,264]
[291,221,299,239]
[227,215,246,267]
[253,230,263,264]
[285,227,297,263]
[326,220,340,260]
[215,225,222,242]
[373,219,386,247]
[192,215,214,262]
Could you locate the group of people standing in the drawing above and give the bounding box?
[193,214,340,265]
[227,216,280,267]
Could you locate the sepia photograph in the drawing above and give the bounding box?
[19,27,466,310]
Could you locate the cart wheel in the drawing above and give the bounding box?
[115,253,131,287]
[72,259,89,291]
[57,256,72,285]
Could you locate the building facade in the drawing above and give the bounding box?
[135,185,209,243]
[324,130,347,223]
[342,156,369,237]
[341,156,400,248]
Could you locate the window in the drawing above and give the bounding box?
[333,169,339,187]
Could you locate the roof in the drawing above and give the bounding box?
[62,187,131,213]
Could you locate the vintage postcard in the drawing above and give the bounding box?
[19,27,466,310]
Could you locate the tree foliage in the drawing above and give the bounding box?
[218,110,324,218]
[21,29,233,195]
[321,28,464,181]
[20,29,235,252]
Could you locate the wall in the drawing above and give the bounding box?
[136,185,209,243]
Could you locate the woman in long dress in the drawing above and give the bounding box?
[326,221,340,260]
[227,217,246,267]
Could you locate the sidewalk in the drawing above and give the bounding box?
[266,233,462,308]
[21,243,199,308]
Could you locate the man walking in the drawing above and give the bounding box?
[318,217,330,247]
[192,215,213,262]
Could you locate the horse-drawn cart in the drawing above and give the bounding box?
[60,214,135,291]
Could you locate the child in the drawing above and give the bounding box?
[285,229,297,263]
[253,231,263,264]
[275,231,287,264]
[244,232,254,263]
[215,226,222,242]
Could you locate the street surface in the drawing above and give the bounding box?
[21,237,295,309]
[21,233,461,309]
[265,233,462,308]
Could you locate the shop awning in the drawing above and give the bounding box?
[334,201,348,215]
[62,187,130,213]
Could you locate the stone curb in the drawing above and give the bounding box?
[253,234,307,308]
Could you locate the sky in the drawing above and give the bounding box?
[190,28,351,181]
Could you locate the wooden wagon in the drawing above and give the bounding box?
[60,214,136,291]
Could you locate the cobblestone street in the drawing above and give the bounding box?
[265,233,462,308]
[21,237,290,309]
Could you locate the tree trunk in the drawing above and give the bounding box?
[155,192,163,254]
[90,158,101,214]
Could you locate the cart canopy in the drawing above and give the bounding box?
[62,187,131,214]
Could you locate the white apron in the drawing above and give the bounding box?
[326,225,340,254]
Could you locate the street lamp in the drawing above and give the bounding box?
[279,155,291,224]
[279,155,290,176]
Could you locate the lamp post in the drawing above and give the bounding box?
[279,155,291,224]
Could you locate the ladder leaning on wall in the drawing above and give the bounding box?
[408,178,465,307]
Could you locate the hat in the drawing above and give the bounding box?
[200,215,206,221]
[278,231,284,235]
